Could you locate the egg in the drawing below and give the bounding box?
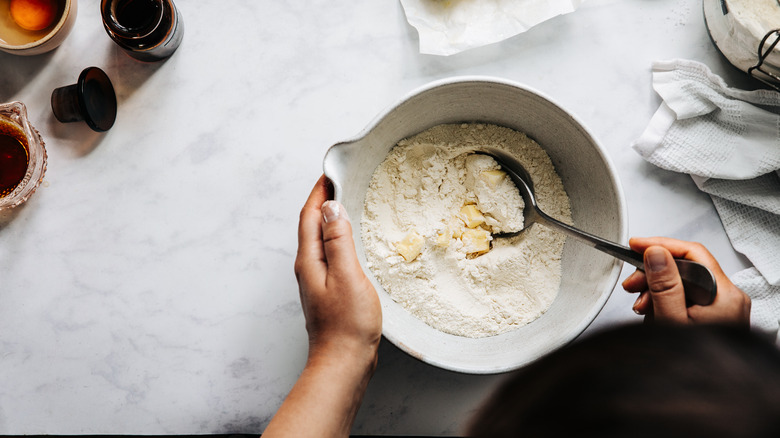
[10,0,59,31]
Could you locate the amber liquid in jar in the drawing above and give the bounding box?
[115,0,160,31]
[0,120,29,198]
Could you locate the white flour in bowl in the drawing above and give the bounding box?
[361,123,572,338]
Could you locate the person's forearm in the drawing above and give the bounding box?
[263,345,377,438]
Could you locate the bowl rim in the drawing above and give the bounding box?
[0,0,74,50]
[324,75,628,374]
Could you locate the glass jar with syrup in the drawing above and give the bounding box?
[0,101,47,210]
[100,0,183,62]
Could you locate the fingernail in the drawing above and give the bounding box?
[322,201,348,223]
[632,293,644,314]
[645,247,668,272]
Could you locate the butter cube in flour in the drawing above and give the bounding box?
[460,204,485,228]
[435,228,451,247]
[480,169,506,189]
[461,228,491,255]
[396,230,424,262]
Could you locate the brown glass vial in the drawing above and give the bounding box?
[101,0,183,62]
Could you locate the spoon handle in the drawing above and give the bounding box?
[535,210,717,306]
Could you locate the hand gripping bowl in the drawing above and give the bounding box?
[323,77,627,374]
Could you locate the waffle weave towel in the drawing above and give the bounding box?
[632,59,780,336]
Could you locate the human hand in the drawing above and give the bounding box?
[294,175,382,367]
[264,176,382,438]
[622,237,751,327]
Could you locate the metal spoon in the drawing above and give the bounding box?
[477,148,717,306]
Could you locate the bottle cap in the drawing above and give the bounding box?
[51,67,118,132]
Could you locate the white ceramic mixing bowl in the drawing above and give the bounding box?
[323,77,627,374]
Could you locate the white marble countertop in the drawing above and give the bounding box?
[0,0,758,435]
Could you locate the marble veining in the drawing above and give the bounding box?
[0,0,755,435]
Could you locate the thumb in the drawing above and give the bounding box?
[644,246,688,324]
[321,200,363,277]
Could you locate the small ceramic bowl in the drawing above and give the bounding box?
[0,0,78,56]
[323,77,627,374]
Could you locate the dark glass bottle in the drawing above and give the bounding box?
[101,0,183,62]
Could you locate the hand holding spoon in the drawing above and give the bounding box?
[477,148,717,306]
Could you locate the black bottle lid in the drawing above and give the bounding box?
[51,67,118,132]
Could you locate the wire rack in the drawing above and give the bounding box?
[747,28,780,91]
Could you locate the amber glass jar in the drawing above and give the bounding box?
[100,0,183,62]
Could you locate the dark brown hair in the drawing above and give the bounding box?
[467,324,780,438]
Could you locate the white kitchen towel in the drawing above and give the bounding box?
[731,268,780,342]
[632,59,780,288]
